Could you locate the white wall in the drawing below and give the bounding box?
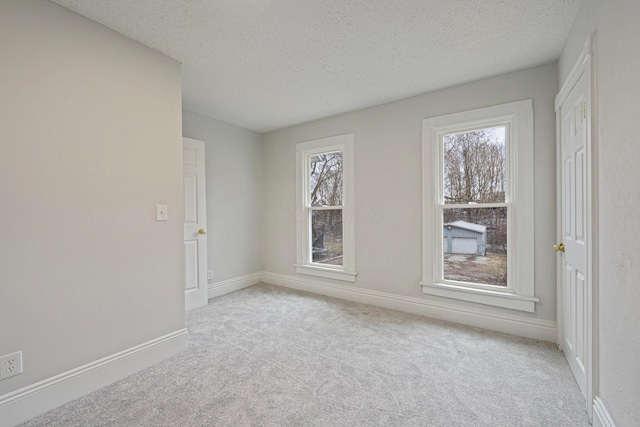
[560,1,640,425]
[262,63,558,323]
[0,0,184,398]
[183,110,263,283]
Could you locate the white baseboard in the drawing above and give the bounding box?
[208,272,264,299]
[0,329,189,427]
[263,272,557,342]
[593,397,616,427]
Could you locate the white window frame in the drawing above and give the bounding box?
[421,100,538,312]
[295,134,357,282]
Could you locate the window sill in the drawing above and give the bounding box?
[420,281,538,312]
[295,264,357,283]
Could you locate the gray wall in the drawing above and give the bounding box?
[183,110,264,283]
[6,1,638,423]
[0,0,184,396]
[560,0,640,425]
[262,62,558,322]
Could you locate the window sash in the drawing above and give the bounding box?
[304,148,344,208]
[438,124,511,206]
[307,206,343,267]
[438,124,511,289]
[308,150,343,208]
[436,124,514,292]
[438,203,511,291]
[305,148,344,267]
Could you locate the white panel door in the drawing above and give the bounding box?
[451,238,476,254]
[559,71,588,398]
[183,137,208,310]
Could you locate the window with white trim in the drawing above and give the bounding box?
[421,100,538,312]
[296,134,356,282]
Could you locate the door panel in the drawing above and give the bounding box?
[183,138,208,310]
[184,175,197,223]
[559,71,588,398]
[184,240,198,291]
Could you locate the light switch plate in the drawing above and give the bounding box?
[156,204,168,221]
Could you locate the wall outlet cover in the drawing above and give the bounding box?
[0,351,23,380]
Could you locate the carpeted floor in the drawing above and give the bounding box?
[21,284,590,426]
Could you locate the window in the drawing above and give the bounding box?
[442,127,507,286]
[421,100,538,312]
[296,134,356,282]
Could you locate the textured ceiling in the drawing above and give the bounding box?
[51,0,582,133]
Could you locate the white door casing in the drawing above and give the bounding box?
[183,137,208,310]
[555,35,596,419]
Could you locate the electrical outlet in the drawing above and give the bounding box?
[207,270,213,280]
[0,351,23,380]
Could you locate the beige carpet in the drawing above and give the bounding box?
[21,284,590,426]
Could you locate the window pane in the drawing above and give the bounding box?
[310,152,343,207]
[311,209,343,266]
[443,207,507,286]
[443,127,506,204]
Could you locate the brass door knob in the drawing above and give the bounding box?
[198,228,207,235]
[553,243,565,252]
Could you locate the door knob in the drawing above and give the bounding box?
[198,228,207,235]
[553,243,565,252]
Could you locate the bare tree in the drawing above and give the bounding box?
[443,129,507,252]
[310,152,343,206]
[310,152,343,247]
[443,130,505,204]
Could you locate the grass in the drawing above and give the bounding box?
[315,238,343,266]
[443,252,507,286]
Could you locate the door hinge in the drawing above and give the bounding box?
[583,102,587,119]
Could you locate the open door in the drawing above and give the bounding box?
[555,35,596,419]
[183,137,208,310]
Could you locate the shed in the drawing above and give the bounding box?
[443,221,487,256]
